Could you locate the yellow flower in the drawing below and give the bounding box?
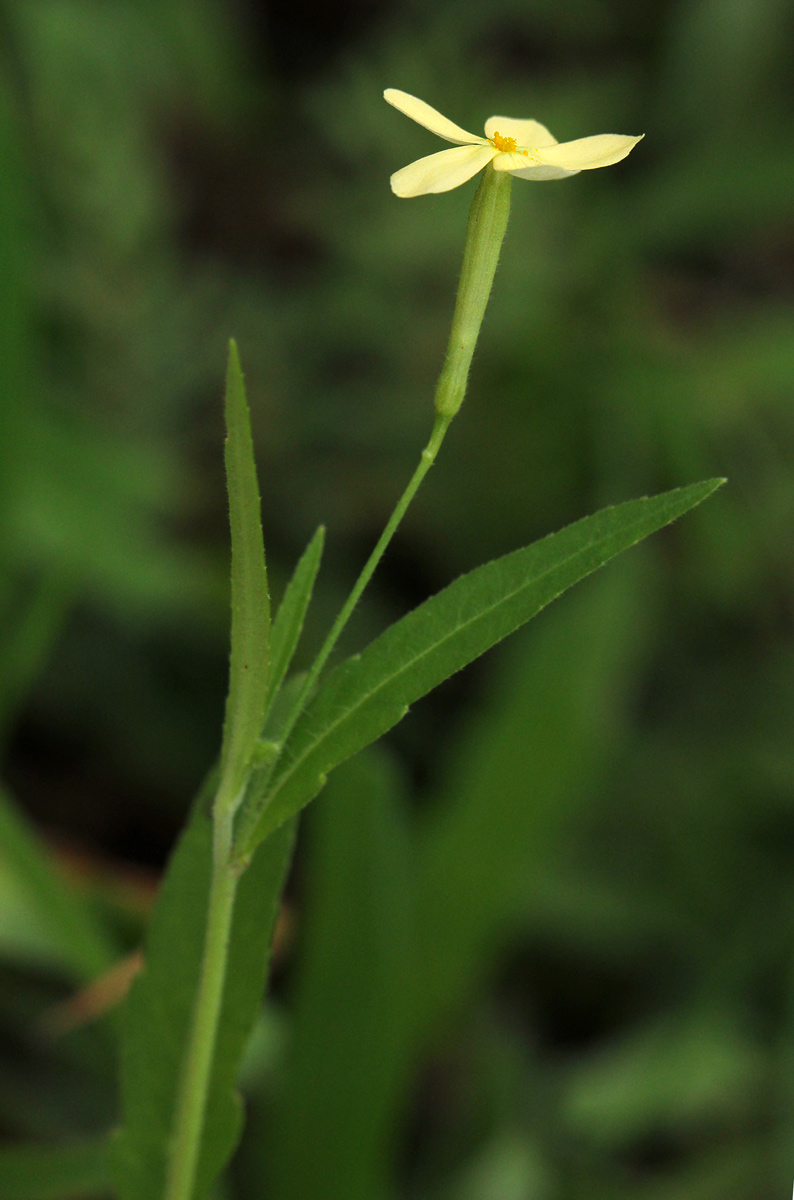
[384,89,643,198]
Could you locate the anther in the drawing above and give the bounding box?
[491,130,518,154]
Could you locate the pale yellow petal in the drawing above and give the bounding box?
[492,151,578,181]
[484,116,558,147]
[506,163,579,180]
[384,89,487,146]
[535,132,644,171]
[390,144,497,197]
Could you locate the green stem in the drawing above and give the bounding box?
[293,411,450,699]
[164,812,239,1200]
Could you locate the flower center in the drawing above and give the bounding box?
[490,130,531,156]
[491,130,517,153]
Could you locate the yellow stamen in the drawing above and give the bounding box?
[491,130,518,154]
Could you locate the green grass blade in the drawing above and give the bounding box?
[268,749,414,1200]
[113,782,296,1200]
[0,785,116,982]
[0,1138,111,1200]
[266,526,325,711]
[218,340,271,817]
[242,479,723,853]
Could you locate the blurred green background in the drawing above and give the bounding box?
[1,0,793,1197]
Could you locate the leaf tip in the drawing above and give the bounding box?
[700,476,727,499]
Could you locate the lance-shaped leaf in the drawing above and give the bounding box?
[266,526,325,712]
[240,479,723,855]
[218,340,271,817]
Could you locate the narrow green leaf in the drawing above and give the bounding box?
[266,526,325,711]
[0,1138,110,1200]
[243,479,723,852]
[113,780,296,1200]
[219,340,270,815]
[268,749,414,1200]
[0,785,116,982]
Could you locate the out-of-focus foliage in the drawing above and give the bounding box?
[0,0,793,1198]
